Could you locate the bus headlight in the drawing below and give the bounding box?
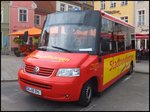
[56,68,80,77]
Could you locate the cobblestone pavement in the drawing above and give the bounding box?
[1,55,24,81]
[1,72,149,111]
[134,60,149,74]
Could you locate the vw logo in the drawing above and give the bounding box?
[34,66,39,74]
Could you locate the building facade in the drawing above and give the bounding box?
[56,1,81,12]
[1,1,10,54]
[34,1,56,29]
[5,1,94,51]
[94,1,135,26]
[79,1,94,10]
[9,1,37,49]
[56,1,94,12]
[135,1,149,50]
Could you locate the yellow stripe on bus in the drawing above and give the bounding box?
[103,51,136,85]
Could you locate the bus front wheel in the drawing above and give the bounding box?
[78,81,93,107]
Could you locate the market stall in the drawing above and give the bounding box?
[9,27,41,57]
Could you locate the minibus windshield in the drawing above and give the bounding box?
[39,24,97,54]
[38,11,100,54]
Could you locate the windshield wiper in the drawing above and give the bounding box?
[51,45,72,53]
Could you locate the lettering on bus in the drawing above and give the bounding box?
[29,54,70,62]
[109,55,133,71]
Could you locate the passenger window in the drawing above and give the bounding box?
[101,38,111,55]
[112,40,117,53]
[118,41,125,52]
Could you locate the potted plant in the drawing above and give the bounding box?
[13,37,25,57]
[13,37,25,45]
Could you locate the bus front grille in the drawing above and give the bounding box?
[25,64,54,77]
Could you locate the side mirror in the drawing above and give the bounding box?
[22,31,28,42]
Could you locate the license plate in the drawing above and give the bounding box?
[25,86,42,95]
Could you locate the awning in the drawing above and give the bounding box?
[136,33,149,39]
[9,27,42,37]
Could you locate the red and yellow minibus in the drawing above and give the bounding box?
[18,10,136,107]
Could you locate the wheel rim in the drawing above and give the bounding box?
[86,86,92,101]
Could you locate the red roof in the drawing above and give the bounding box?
[34,1,56,15]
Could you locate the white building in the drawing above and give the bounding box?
[135,1,149,50]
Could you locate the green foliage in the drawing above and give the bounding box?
[13,37,25,45]
[33,37,39,44]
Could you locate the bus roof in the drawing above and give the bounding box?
[99,10,135,29]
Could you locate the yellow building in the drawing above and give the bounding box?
[80,1,94,10]
[94,1,135,26]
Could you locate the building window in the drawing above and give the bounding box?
[110,1,116,8]
[121,1,128,6]
[60,3,65,12]
[1,9,3,23]
[101,1,105,9]
[138,10,145,25]
[68,5,73,11]
[34,15,40,25]
[121,16,128,23]
[18,8,27,22]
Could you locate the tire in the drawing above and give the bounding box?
[78,81,93,107]
[127,63,133,75]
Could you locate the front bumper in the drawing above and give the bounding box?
[18,69,82,102]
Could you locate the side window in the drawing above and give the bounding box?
[126,27,134,50]
[101,17,116,55]
[111,39,117,53]
[101,38,111,55]
[101,18,112,33]
[101,17,134,53]
[113,23,126,52]
[118,41,125,52]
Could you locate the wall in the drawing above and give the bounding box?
[1,1,10,52]
[34,14,46,29]
[34,1,56,29]
[9,1,36,48]
[135,1,149,34]
[94,1,135,26]
[56,1,81,12]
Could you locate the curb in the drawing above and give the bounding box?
[134,71,149,74]
[1,79,18,82]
